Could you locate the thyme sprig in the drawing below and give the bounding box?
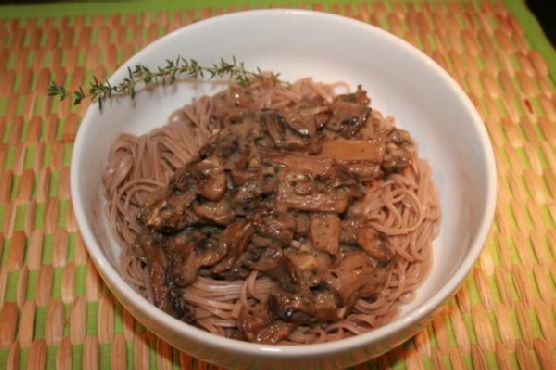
[48,56,278,110]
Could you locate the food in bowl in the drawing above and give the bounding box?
[70,9,497,368]
[102,76,440,344]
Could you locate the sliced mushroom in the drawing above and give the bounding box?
[322,251,375,308]
[251,209,296,245]
[212,219,254,273]
[237,306,273,342]
[194,156,226,201]
[276,172,350,213]
[245,244,284,272]
[320,139,385,163]
[313,289,340,321]
[279,106,317,137]
[260,111,287,148]
[357,228,394,261]
[284,248,332,287]
[269,289,315,322]
[254,321,296,344]
[138,190,198,232]
[326,89,371,138]
[193,199,235,225]
[138,230,191,320]
[264,154,334,177]
[310,214,341,256]
[340,219,362,244]
[359,267,389,298]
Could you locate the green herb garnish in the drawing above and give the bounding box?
[48,56,278,110]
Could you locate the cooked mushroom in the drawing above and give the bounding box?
[322,251,376,308]
[357,228,394,261]
[193,156,227,201]
[211,219,254,273]
[125,80,433,344]
[193,199,235,225]
[310,214,341,255]
[254,321,296,344]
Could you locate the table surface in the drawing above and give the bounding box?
[0,0,555,369]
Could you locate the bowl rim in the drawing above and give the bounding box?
[71,8,497,358]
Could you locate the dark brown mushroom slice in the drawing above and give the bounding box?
[174,230,231,286]
[211,219,255,273]
[312,288,341,321]
[359,266,389,298]
[387,128,413,145]
[251,209,296,245]
[321,251,376,309]
[260,216,295,244]
[326,89,372,138]
[138,230,191,320]
[382,128,415,171]
[276,170,350,213]
[283,133,312,151]
[357,228,394,261]
[223,152,250,171]
[230,167,261,186]
[266,258,302,294]
[181,240,230,286]
[268,289,315,323]
[284,248,332,288]
[243,243,284,272]
[342,161,383,181]
[336,88,370,105]
[278,170,314,197]
[230,182,263,215]
[167,289,193,321]
[310,214,341,256]
[197,236,229,267]
[279,106,317,138]
[138,190,198,232]
[340,112,370,138]
[254,321,296,344]
[237,306,273,342]
[340,219,362,244]
[277,190,350,214]
[260,111,287,148]
[179,249,202,286]
[138,230,170,308]
[383,146,413,171]
[171,166,196,192]
[261,108,320,152]
[329,164,362,191]
[192,198,235,226]
[193,156,226,201]
[166,233,195,286]
[213,268,250,281]
[250,235,274,248]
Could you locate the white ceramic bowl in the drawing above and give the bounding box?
[71,9,496,370]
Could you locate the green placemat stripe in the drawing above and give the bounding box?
[5,0,367,19]
[503,0,556,85]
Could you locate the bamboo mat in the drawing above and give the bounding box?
[0,1,555,369]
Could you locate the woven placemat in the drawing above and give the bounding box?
[0,1,555,369]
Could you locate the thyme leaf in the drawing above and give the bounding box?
[48,56,280,110]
